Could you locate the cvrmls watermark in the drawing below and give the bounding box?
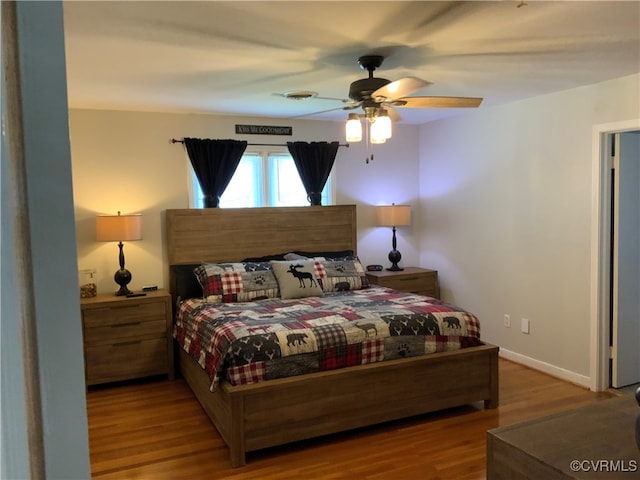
[570,459,638,473]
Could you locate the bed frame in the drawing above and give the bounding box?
[166,205,499,467]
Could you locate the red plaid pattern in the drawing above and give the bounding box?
[211,320,240,344]
[221,272,243,294]
[414,302,453,313]
[424,336,462,354]
[361,338,384,364]
[187,334,202,357]
[320,344,361,370]
[339,309,362,321]
[298,311,333,322]
[204,275,224,296]
[462,312,480,338]
[313,261,327,279]
[227,362,266,386]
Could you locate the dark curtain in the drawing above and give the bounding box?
[183,138,247,208]
[286,141,339,206]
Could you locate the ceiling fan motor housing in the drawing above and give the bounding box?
[349,54,391,102]
[348,77,390,102]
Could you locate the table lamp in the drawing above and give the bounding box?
[375,204,411,271]
[96,211,142,296]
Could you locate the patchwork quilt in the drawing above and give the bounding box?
[173,285,481,390]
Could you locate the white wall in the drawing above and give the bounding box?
[419,73,640,382]
[70,110,420,293]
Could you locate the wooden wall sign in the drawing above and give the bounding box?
[235,124,292,136]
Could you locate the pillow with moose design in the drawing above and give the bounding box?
[270,260,324,300]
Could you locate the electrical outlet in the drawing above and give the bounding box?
[504,314,511,328]
[521,318,530,334]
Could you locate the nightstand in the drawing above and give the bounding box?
[366,267,440,299]
[80,289,175,386]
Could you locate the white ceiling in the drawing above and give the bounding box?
[62,1,640,125]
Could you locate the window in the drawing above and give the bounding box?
[190,152,332,208]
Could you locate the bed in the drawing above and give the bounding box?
[166,205,499,467]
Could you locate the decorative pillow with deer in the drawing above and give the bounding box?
[270,260,324,300]
[194,262,280,304]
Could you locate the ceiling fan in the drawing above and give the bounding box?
[284,54,483,144]
[345,54,482,111]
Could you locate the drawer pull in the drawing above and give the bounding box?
[112,340,141,347]
[111,304,141,310]
[111,322,141,328]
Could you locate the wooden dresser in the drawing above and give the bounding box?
[80,289,174,386]
[366,266,440,299]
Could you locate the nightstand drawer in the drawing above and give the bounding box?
[85,337,168,384]
[83,301,166,328]
[380,273,436,293]
[83,318,166,345]
[366,267,440,299]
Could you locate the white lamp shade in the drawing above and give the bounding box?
[96,213,142,241]
[345,114,362,142]
[375,205,411,227]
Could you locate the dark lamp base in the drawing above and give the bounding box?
[114,268,133,296]
[386,265,404,272]
[387,249,403,272]
[115,285,133,296]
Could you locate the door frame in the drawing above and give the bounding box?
[590,119,640,392]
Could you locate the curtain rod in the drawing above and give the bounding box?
[170,138,349,148]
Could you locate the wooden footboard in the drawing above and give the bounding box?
[179,343,499,467]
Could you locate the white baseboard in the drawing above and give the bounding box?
[499,348,592,389]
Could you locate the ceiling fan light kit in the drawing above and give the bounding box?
[331,54,481,145]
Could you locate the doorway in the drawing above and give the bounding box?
[591,120,640,392]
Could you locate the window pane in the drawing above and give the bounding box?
[219,155,262,208]
[268,155,307,206]
[321,176,331,206]
[268,155,331,207]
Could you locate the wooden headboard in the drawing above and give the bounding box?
[165,205,357,265]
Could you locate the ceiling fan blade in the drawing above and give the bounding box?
[396,96,483,108]
[372,76,431,102]
[385,105,402,122]
[274,92,360,106]
[289,104,359,119]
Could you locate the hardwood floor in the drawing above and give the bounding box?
[86,359,614,479]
